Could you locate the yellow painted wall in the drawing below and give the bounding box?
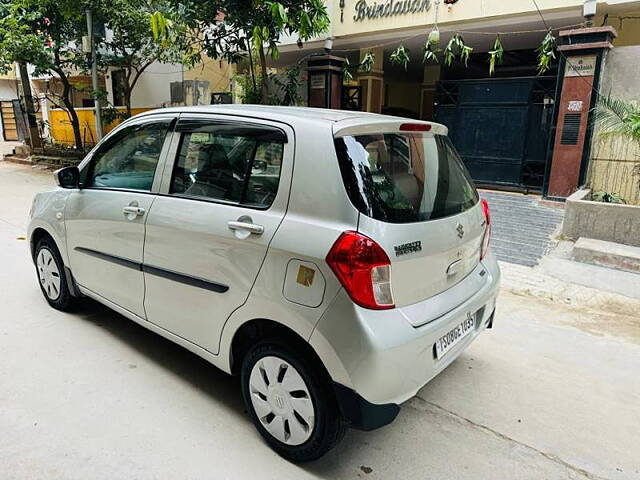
[184,56,233,93]
[49,107,152,146]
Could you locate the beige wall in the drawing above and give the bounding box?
[596,13,640,46]
[332,0,587,38]
[385,82,421,115]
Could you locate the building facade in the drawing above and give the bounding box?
[275,0,640,201]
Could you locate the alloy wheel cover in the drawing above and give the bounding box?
[248,355,315,446]
[37,248,61,301]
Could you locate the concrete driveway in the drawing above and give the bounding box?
[1,161,639,479]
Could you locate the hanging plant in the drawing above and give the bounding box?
[488,35,504,76]
[423,42,439,64]
[390,44,411,71]
[342,51,376,82]
[443,34,473,67]
[342,58,354,82]
[537,31,556,75]
[360,51,375,73]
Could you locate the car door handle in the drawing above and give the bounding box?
[227,221,264,235]
[123,206,145,217]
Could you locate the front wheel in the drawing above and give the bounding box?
[240,340,346,462]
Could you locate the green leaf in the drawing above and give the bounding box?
[268,42,280,60]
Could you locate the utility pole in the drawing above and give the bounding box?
[17,61,42,149]
[85,8,103,140]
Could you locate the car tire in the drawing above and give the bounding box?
[241,339,346,462]
[34,237,75,311]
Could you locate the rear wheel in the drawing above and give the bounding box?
[35,237,75,311]
[241,340,346,462]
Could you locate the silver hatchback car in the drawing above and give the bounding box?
[28,105,500,462]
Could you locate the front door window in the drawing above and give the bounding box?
[85,121,171,191]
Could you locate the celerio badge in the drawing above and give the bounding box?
[394,241,422,257]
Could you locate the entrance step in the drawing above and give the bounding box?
[573,237,640,274]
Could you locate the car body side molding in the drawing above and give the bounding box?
[74,247,229,293]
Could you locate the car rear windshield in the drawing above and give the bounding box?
[334,132,478,223]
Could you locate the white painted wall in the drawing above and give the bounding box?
[0,79,18,101]
[105,62,183,108]
[130,63,183,108]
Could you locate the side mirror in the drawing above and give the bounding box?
[54,166,80,189]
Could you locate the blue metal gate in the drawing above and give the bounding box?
[435,76,557,192]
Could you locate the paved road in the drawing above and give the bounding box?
[481,191,564,267]
[1,162,639,479]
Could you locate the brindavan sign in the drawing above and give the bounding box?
[353,0,432,21]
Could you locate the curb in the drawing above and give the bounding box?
[2,155,32,166]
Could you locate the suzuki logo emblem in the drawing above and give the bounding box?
[456,223,464,239]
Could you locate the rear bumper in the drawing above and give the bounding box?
[310,252,501,415]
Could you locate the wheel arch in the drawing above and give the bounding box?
[29,227,56,261]
[28,215,69,266]
[228,318,328,378]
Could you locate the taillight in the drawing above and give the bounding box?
[326,231,395,310]
[399,123,431,132]
[480,199,491,260]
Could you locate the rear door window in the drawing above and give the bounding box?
[334,133,478,223]
[170,122,285,208]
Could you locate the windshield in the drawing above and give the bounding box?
[334,133,478,223]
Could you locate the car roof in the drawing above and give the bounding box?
[135,105,445,132]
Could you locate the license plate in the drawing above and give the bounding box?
[434,314,476,359]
